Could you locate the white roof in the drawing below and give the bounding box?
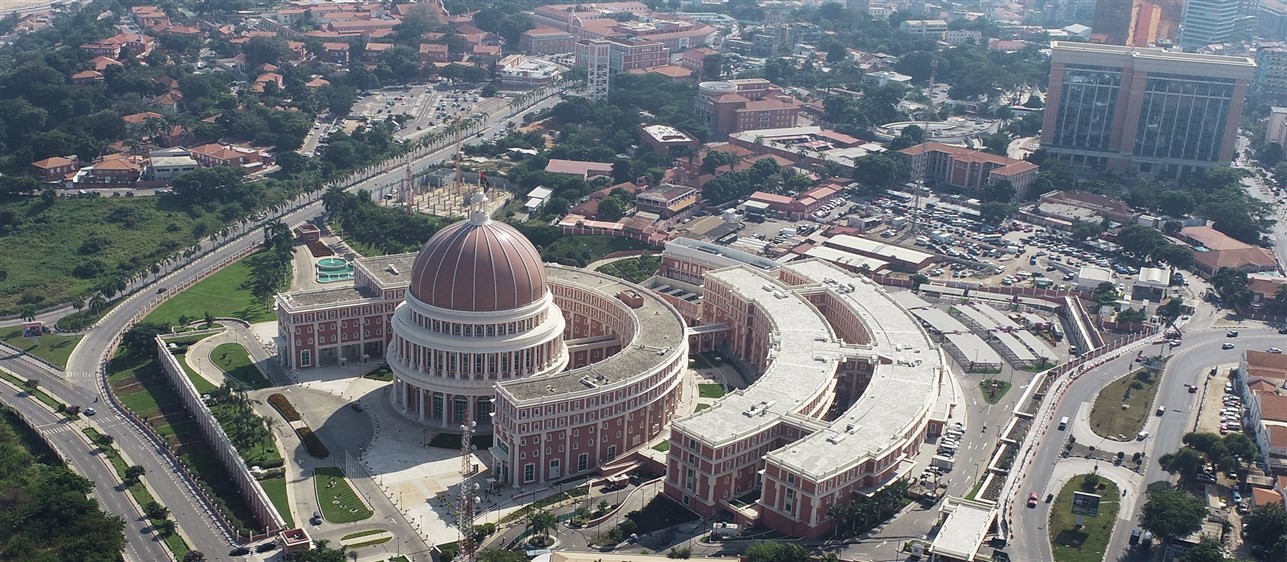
[889,290,932,311]
[1014,330,1057,362]
[931,497,997,560]
[826,234,934,265]
[673,259,942,481]
[1137,267,1169,288]
[1077,266,1114,284]
[994,331,1037,363]
[803,245,891,272]
[527,186,554,199]
[944,333,1003,366]
[912,308,969,334]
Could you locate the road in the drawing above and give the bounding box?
[1008,317,1279,562]
[2,90,572,560]
[0,356,172,562]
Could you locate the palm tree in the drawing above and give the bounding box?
[528,510,556,543]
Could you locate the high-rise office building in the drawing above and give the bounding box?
[1179,0,1259,49]
[1093,0,1184,46]
[1041,41,1256,177]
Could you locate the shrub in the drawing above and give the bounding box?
[295,426,329,458]
[268,393,301,421]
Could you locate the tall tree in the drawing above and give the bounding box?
[1139,483,1206,540]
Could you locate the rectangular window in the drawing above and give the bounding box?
[578,453,588,472]
[524,463,535,483]
[300,350,311,367]
[607,445,617,461]
[784,489,795,513]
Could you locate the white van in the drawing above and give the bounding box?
[1058,417,1069,430]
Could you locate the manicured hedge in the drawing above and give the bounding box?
[295,426,329,458]
[268,393,301,422]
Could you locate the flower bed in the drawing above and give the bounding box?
[295,426,329,458]
[268,393,301,422]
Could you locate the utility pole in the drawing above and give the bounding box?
[457,419,479,562]
[911,59,937,237]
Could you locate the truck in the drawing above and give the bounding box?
[710,522,741,539]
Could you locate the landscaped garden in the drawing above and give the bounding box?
[1049,474,1121,562]
[979,379,1012,405]
[210,342,273,389]
[260,475,294,528]
[0,326,82,369]
[107,346,260,536]
[594,255,661,283]
[698,383,725,399]
[1089,367,1163,441]
[314,467,374,523]
[539,235,649,268]
[143,251,280,327]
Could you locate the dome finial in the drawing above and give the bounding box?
[468,191,490,225]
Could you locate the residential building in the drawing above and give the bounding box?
[696,80,800,138]
[1040,42,1256,177]
[188,143,273,170]
[321,42,350,64]
[1256,42,1287,104]
[145,155,199,181]
[898,142,1040,197]
[638,125,700,155]
[520,27,577,55]
[1261,0,1287,40]
[635,184,697,217]
[70,70,104,85]
[900,19,949,36]
[1268,107,1287,146]
[30,156,78,181]
[544,159,614,179]
[70,158,141,188]
[80,33,154,58]
[496,55,561,89]
[419,43,449,65]
[1179,225,1280,274]
[1240,349,1287,474]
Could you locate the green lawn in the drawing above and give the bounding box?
[1049,475,1121,562]
[314,467,374,523]
[689,352,723,370]
[539,235,648,268]
[979,379,1012,405]
[175,352,219,394]
[210,343,273,390]
[342,529,389,541]
[144,251,279,327]
[261,476,295,528]
[652,440,671,452]
[107,349,259,533]
[594,255,661,283]
[695,403,710,412]
[0,195,224,316]
[1089,368,1162,441]
[0,327,83,369]
[363,365,394,382]
[698,383,725,398]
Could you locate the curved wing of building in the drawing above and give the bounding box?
[664,258,947,538]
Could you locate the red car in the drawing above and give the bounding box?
[1027,492,1039,508]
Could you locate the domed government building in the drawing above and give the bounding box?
[276,193,690,486]
[277,194,950,539]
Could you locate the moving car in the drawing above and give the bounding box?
[1027,492,1039,507]
[1269,347,1283,354]
[1223,343,1236,350]
[1227,330,1239,337]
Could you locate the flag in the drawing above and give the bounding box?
[479,171,489,190]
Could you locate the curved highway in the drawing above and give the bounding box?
[2,92,570,559]
[1008,320,1279,562]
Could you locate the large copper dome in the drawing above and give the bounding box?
[408,213,548,312]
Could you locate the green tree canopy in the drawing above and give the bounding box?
[1140,484,1206,540]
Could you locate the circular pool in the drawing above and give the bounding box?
[317,257,349,272]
